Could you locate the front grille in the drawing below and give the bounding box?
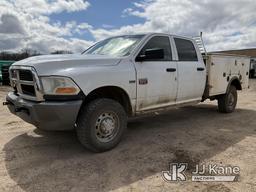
[11,69,17,79]
[20,84,36,96]
[10,67,43,101]
[19,70,33,81]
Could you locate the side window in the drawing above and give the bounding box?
[174,38,198,61]
[139,36,172,61]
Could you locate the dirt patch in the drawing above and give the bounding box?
[173,149,200,170]
[0,80,255,192]
[5,121,21,126]
[203,184,231,192]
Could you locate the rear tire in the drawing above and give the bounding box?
[218,85,237,113]
[76,98,127,152]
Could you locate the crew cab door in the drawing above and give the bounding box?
[134,35,178,111]
[173,37,206,102]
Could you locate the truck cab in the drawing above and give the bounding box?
[5,33,250,152]
[134,34,206,112]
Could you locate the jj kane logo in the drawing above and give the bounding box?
[162,163,240,182]
[162,163,188,181]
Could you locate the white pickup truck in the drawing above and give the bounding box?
[5,33,250,152]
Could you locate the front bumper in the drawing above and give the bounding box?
[6,92,82,130]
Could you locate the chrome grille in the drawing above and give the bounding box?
[9,66,44,101]
[20,84,36,96]
[19,70,33,81]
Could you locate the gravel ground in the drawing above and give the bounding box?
[0,80,256,192]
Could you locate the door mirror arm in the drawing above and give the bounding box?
[136,55,146,62]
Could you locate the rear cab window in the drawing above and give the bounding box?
[174,38,198,61]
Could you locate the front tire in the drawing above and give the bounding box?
[218,85,237,113]
[76,98,127,152]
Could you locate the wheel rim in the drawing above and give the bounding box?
[228,92,235,107]
[95,112,119,142]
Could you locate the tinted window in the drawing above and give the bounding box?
[138,36,172,61]
[174,38,198,61]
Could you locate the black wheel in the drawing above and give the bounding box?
[218,85,237,113]
[76,98,127,152]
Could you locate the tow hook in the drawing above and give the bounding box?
[3,102,29,115]
[3,101,10,106]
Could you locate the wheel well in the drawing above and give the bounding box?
[84,86,133,116]
[230,78,242,91]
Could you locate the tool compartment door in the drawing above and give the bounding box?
[207,54,250,96]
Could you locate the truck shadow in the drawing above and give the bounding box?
[3,104,256,192]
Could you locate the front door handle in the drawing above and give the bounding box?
[197,67,205,71]
[166,68,176,72]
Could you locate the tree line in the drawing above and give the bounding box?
[0,49,73,61]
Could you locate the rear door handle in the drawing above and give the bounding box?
[166,68,176,72]
[197,67,205,71]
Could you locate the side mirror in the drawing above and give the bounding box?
[136,48,164,62]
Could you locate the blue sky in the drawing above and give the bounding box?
[0,0,255,53]
[50,0,145,41]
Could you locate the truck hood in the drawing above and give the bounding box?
[12,54,122,75]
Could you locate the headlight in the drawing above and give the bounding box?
[40,76,80,95]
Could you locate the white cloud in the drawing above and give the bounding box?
[0,14,26,34]
[0,0,255,53]
[91,0,256,51]
[0,0,92,53]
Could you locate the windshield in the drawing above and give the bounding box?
[84,35,145,57]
